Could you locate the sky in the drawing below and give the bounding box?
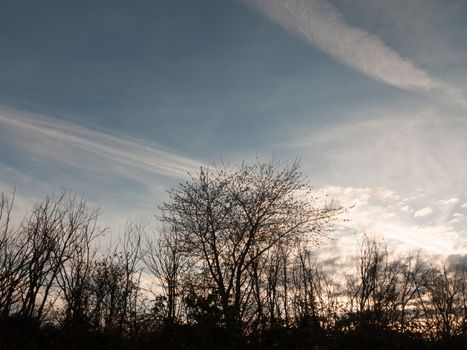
[1,0,467,261]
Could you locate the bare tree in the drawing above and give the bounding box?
[145,226,189,326]
[291,248,323,329]
[86,222,143,335]
[345,235,401,331]
[0,191,27,316]
[119,222,144,335]
[340,234,433,335]
[159,159,342,330]
[57,209,101,329]
[11,193,99,321]
[415,262,467,340]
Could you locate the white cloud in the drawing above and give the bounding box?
[414,207,433,218]
[245,0,466,106]
[341,0,467,66]
[246,0,433,91]
[288,105,467,196]
[320,185,467,259]
[0,110,203,180]
[438,198,459,205]
[400,205,411,212]
[0,108,206,230]
[449,213,465,225]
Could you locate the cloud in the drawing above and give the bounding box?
[414,207,433,218]
[0,109,204,180]
[0,108,206,230]
[245,0,466,106]
[341,0,467,66]
[438,198,459,205]
[320,185,467,259]
[449,213,465,225]
[286,105,467,195]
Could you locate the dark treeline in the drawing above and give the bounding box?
[0,160,466,349]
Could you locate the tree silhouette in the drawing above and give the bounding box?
[159,159,342,332]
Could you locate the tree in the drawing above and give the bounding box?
[145,226,188,326]
[87,222,143,336]
[57,202,100,329]
[415,261,467,340]
[159,159,341,331]
[0,191,26,317]
[342,234,429,336]
[6,192,100,321]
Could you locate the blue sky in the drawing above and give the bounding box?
[1,0,467,258]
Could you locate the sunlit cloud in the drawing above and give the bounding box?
[278,101,467,260]
[438,198,459,205]
[319,185,467,260]
[287,105,467,195]
[414,207,433,218]
[450,213,465,225]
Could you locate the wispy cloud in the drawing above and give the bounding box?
[0,109,206,229]
[245,0,466,106]
[286,105,467,195]
[0,109,203,180]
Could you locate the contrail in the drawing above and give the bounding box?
[245,0,434,91]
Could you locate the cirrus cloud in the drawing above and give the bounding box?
[244,0,466,106]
